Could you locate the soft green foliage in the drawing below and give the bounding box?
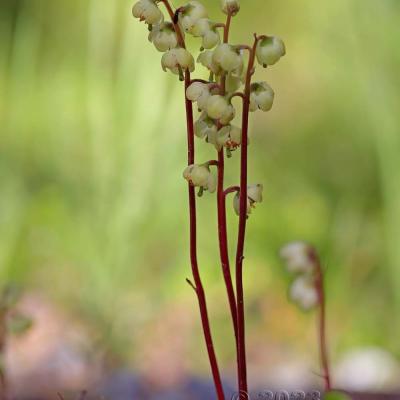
[324,391,352,400]
[1,0,400,369]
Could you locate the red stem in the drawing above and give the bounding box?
[160,2,225,398]
[235,35,259,396]
[215,11,240,386]
[315,260,332,392]
[217,150,238,339]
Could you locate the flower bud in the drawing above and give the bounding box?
[183,163,216,193]
[280,242,314,274]
[179,1,208,34]
[233,184,263,216]
[161,48,195,76]
[256,36,286,67]
[197,51,222,75]
[148,22,178,52]
[206,95,235,124]
[186,82,212,110]
[289,276,318,310]
[195,112,218,140]
[215,125,242,151]
[212,44,243,74]
[221,0,240,16]
[250,82,275,112]
[132,0,163,25]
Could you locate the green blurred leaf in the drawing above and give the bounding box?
[7,313,33,336]
[324,391,352,400]
[1,285,21,310]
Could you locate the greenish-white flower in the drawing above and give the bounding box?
[206,95,235,124]
[214,124,242,151]
[191,19,220,49]
[186,82,212,110]
[225,73,243,93]
[148,22,178,52]
[233,184,263,216]
[194,112,218,142]
[289,276,318,310]
[280,242,314,274]
[197,50,222,75]
[212,44,243,75]
[256,36,286,67]
[161,48,195,76]
[183,163,216,193]
[221,0,240,16]
[250,82,275,112]
[132,0,163,25]
[179,1,208,34]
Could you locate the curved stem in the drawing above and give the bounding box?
[190,78,210,85]
[161,2,225,398]
[235,34,260,396]
[315,259,332,392]
[224,186,240,197]
[229,92,245,102]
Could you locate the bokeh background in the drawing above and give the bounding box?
[1,0,400,397]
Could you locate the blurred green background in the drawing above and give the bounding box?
[1,0,400,392]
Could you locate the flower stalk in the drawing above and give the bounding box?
[280,243,332,392]
[132,1,285,397]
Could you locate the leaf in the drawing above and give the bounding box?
[7,313,33,335]
[1,285,22,309]
[324,391,353,400]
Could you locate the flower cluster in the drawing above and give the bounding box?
[280,242,319,310]
[132,0,286,217]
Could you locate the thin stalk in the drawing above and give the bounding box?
[315,261,332,392]
[215,10,239,376]
[0,313,7,400]
[236,35,259,396]
[184,46,226,400]
[217,149,238,341]
[160,1,225,398]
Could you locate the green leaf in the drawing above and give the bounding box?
[7,313,33,336]
[324,391,352,400]
[1,285,22,310]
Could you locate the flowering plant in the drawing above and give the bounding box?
[132,1,285,398]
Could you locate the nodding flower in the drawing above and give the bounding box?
[206,95,235,124]
[212,44,244,75]
[233,184,263,216]
[214,124,242,152]
[132,0,163,25]
[191,19,221,50]
[161,48,195,78]
[148,22,179,52]
[280,242,315,274]
[289,275,319,311]
[183,163,217,194]
[194,112,218,142]
[256,36,286,67]
[178,1,208,34]
[186,82,213,111]
[250,82,275,112]
[197,50,223,76]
